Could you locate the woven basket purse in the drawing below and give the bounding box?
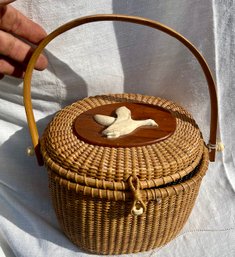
[23,15,219,255]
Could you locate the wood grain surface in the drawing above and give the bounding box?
[74,102,176,147]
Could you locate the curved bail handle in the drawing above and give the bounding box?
[23,14,218,165]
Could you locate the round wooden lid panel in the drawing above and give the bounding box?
[74,102,176,147]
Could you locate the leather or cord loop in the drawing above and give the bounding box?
[128,176,146,216]
[23,14,218,164]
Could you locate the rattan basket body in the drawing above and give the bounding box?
[47,149,208,254]
[23,15,218,255]
[41,93,209,254]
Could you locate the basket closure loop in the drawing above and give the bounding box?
[128,176,146,216]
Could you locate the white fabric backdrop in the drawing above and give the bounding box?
[0,0,234,256]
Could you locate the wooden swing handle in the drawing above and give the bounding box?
[23,14,218,165]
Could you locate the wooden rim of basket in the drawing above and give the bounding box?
[23,14,218,164]
[42,138,204,190]
[48,146,209,201]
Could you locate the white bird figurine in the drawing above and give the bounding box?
[94,106,158,139]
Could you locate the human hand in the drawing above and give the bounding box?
[0,1,48,79]
[0,1,16,6]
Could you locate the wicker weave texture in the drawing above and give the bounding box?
[41,94,203,187]
[22,14,217,255]
[48,147,208,254]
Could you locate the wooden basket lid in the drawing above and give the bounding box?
[41,93,204,189]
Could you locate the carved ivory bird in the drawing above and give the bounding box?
[94,106,158,138]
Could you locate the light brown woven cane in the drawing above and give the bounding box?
[47,148,208,254]
[41,93,204,188]
[23,15,217,255]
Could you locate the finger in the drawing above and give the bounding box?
[0,57,25,78]
[0,30,48,70]
[0,5,47,44]
[0,1,15,6]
